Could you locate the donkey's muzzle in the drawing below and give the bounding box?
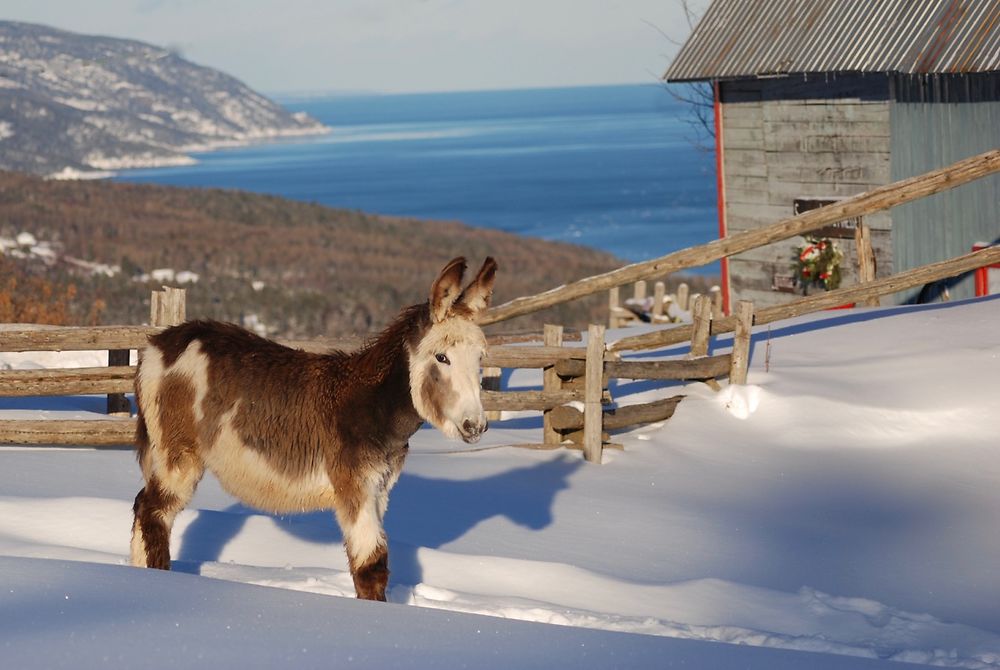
[460,417,488,443]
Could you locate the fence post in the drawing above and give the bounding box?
[152,286,186,327]
[729,301,754,385]
[583,324,606,464]
[653,281,666,320]
[855,222,879,307]
[542,324,564,446]
[106,348,131,416]
[689,294,713,358]
[633,280,647,303]
[676,282,690,311]
[710,286,724,318]
[107,287,186,417]
[608,286,622,328]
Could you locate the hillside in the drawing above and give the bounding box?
[0,170,640,337]
[0,21,327,177]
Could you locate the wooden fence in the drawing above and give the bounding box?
[2,149,999,462]
[608,280,723,328]
[0,286,752,463]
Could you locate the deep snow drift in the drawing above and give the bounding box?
[1,296,999,669]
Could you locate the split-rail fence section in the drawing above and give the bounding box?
[2,149,999,463]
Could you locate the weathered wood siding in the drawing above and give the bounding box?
[890,100,1000,302]
[720,78,893,308]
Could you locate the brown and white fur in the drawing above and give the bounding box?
[130,257,497,601]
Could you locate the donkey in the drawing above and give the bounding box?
[130,257,497,601]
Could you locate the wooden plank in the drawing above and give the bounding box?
[549,395,685,432]
[583,325,605,464]
[652,281,666,319]
[633,280,647,302]
[710,286,723,319]
[480,149,1000,326]
[855,222,880,307]
[480,389,583,411]
[106,349,132,415]
[555,354,731,381]
[690,295,712,358]
[0,326,158,352]
[608,286,622,328]
[542,324,564,446]
[284,330,584,354]
[482,345,586,369]
[0,419,137,446]
[725,203,798,229]
[726,185,772,206]
[609,245,1000,352]
[0,366,136,396]
[761,101,889,124]
[729,301,754,385]
[765,133,890,154]
[676,282,690,310]
[151,287,186,327]
[761,120,888,137]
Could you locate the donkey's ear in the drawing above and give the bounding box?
[430,257,467,323]
[458,257,498,315]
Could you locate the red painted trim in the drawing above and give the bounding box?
[972,243,999,296]
[713,81,730,316]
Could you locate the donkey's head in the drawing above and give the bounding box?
[410,257,497,443]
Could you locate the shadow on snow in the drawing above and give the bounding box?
[176,455,582,590]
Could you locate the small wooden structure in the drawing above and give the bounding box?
[666,0,1000,311]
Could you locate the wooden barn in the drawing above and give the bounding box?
[665,0,1000,311]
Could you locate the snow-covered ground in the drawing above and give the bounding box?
[2,296,999,669]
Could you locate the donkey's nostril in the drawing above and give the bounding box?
[463,419,475,434]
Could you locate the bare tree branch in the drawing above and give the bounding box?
[647,1,715,152]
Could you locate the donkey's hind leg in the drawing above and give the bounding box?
[131,456,203,569]
[130,386,205,570]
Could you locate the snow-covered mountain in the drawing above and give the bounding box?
[0,21,329,177]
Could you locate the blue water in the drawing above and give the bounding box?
[116,84,718,272]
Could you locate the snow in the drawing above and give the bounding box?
[47,167,116,180]
[1,296,999,669]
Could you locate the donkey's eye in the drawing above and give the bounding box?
[435,353,451,365]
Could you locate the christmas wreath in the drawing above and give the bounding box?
[793,236,844,291]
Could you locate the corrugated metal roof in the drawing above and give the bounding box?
[666,0,1000,81]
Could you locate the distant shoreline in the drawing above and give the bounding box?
[48,123,331,181]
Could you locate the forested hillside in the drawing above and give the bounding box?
[0,171,641,336]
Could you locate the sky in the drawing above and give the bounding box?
[2,0,708,95]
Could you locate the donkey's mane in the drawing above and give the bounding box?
[345,302,431,384]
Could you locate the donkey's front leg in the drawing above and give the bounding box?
[335,479,390,601]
